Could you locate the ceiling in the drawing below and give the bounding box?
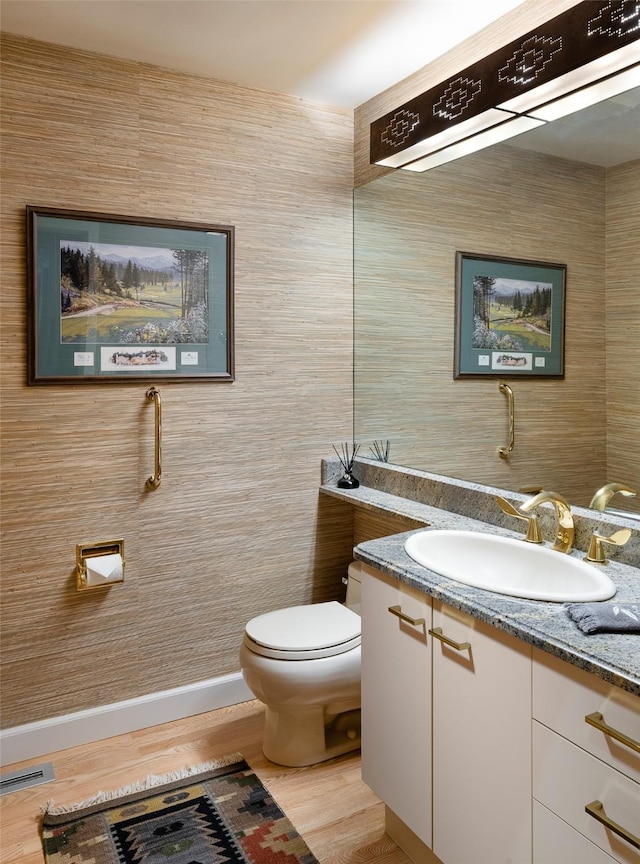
[0,0,523,108]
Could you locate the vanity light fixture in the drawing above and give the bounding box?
[399,114,545,173]
[370,1,640,172]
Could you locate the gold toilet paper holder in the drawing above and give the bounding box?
[76,539,125,590]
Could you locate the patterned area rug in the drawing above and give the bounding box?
[42,753,319,863]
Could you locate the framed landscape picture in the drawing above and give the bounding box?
[454,251,566,379]
[27,206,234,383]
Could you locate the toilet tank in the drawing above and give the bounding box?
[345,561,362,614]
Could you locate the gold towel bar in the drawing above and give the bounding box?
[146,386,162,489]
[498,381,514,459]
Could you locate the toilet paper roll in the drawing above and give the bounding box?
[85,553,123,586]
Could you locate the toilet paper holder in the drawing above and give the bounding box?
[76,539,125,590]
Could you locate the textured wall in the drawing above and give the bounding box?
[353,144,608,507]
[606,159,640,514]
[0,34,355,728]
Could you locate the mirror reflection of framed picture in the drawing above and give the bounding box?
[27,206,234,384]
[454,251,566,379]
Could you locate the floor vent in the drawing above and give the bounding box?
[0,762,56,796]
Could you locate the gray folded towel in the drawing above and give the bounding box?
[565,603,640,634]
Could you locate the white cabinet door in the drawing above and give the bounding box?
[431,600,532,864]
[360,564,432,847]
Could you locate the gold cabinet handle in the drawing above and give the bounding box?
[388,605,425,627]
[429,626,471,651]
[585,800,640,849]
[585,711,640,754]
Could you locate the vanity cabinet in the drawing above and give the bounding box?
[360,562,640,864]
[360,564,532,864]
[431,600,532,864]
[360,564,433,847]
[532,648,640,864]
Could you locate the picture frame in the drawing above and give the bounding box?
[454,251,566,379]
[27,206,234,384]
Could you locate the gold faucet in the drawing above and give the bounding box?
[519,490,575,553]
[589,482,637,512]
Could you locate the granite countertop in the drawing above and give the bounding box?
[321,481,640,697]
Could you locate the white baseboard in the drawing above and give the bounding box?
[0,672,254,767]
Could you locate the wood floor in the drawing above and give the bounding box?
[0,699,412,864]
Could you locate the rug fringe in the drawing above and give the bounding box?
[42,751,245,816]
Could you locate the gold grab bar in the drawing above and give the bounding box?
[498,381,514,458]
[585,801,640,849]
[146,386,162,489]
[585,711,640,753]
[429,627,471,652]
[388,605,425,627]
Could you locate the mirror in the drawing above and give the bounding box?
[354,87,640,515]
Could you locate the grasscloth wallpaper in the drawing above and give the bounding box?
[0,34,355,728]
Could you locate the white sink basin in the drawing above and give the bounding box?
[404,529,616,602]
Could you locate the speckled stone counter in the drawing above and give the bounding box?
[320,458,640,697]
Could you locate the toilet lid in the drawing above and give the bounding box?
[245,602,361,660]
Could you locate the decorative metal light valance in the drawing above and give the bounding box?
[370,1,640,172]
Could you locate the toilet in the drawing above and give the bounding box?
[239,562,362,767]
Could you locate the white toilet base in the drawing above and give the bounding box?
[263,703,361,767]
[239,639,361,767]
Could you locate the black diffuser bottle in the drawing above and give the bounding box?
[333,442,360,489]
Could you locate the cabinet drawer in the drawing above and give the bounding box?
[533,648,640,783]
[533,721,640,864]
[534,800,619,864]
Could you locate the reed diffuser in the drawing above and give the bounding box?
[369,440,391,462]
[333,441,361,489]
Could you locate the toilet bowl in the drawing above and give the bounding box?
[239,562,362,767]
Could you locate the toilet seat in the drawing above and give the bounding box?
[244,601,361,660]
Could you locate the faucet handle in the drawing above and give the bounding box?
[585,528,632,564]
[496,496,544,544]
